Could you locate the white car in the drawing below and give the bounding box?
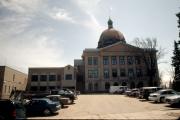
[148,89,178,103]
[165,94,180,105]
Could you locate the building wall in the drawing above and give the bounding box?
[27,67,63,93]
[0,66,5,98]
[0,66,27,99]
[62,65,76,89]
[27,65,76,93]
[74,59,85,92]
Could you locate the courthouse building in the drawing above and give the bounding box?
[80,19,159,92]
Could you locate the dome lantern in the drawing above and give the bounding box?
[108,18,113,29]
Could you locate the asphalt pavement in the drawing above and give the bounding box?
[28,94,180,119]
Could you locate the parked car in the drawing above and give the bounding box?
[125,89,132,96]
[129,89,139,97]
[25,98,61,116]
[165,94,180,106]
[52,89,77,103]
[0,99,26,120]
[46,95,70,107]
[139,87,162,100]
[148,89,178,103]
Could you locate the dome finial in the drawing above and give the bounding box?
[108,17,113,29]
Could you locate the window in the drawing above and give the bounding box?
[49,86,55,90]
[88,69,98,78]
[104,69,109,79]
[65,74,72,80]
[136,68,142,77]
[127,56,134,65]
[30,86,37,91]
[40,86,46,91]
[161,91,167,95]
[93,57,98,65]
[67,66,70,70]
[128,69,134,77]
[49,75,56,81]
[119,56,125,65]
[111,56,117,65]
[9,86,11,93]
[103,56,109,65]
[88,57,93,65]
[4,85,6,93]
[31,75,38,81]
[88,57,98,65]
[57,86,61,89]
[13,74,15,81]
[40,75,47,81]
[112,69,118,78]
[120,69,126,77]
[135,56,141,64]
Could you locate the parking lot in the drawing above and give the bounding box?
[28,94,180,119]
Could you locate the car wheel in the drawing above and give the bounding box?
[160,97,165,103]
[43,108,51,116]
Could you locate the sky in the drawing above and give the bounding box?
[0,0,179,84]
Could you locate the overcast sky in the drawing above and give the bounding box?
[0,0,179,83]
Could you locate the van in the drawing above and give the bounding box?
[109,86,127,94]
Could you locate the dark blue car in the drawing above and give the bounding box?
[25,98,61,116]
[0,99,26,120]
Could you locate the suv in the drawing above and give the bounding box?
[0,99,26,120]
[139,87,162,100]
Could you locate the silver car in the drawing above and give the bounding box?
[165,94,180,105]
[148,89,178,103]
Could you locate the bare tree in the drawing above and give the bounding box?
[158,71,163,87]
[167,66,175,88]
[132,37,165,86]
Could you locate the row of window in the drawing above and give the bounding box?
[88,68,142,79]
[30,86,60,91]
[88,56,141,65]
[31,74,73,81]
[31,75,58,81]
